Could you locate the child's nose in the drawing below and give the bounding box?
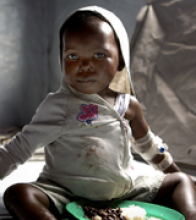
[79,60,93,72]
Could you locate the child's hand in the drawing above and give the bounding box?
[150,155,181,173]
[160,161,181,173]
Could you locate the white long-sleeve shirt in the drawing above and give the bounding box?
[0,84,135,201]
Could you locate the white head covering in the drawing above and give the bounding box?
[59,6,135,96]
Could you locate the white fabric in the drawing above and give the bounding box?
[114,93,130,117]
[0,86,135,201]
[132,130,168,161]
[132,129,173,171]
[0,147,18,178]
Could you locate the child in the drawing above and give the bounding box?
[1,6,196,220]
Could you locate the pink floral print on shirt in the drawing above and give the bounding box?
[77,104,98,125]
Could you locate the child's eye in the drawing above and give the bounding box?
[67,54,78,60]
[94,53,105,59]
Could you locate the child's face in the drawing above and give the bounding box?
[61,19,121,96]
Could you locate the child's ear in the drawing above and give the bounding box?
[118,56,125,71]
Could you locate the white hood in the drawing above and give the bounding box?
[59,5,135,96]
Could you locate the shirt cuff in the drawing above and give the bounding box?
[0,146,18,180]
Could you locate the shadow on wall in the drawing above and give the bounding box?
[0,0,54,127]
[129,0,196,166]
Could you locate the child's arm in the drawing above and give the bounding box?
[0,93,65,179]
[125,96,180,173]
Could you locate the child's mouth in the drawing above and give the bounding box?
[77,79,96,84]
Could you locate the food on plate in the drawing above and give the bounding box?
[83,205,162,220]
[83,206,125,220]
[120,206,147,220]
[148,218,162,220]
[148,217,161,220]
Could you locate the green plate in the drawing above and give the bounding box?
[66,200,185,220]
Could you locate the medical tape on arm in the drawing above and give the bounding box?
[131,129,173,171]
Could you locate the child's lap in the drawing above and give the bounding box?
[28,173,166,216]
[29,178,76,215]
[122,173,166,202]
